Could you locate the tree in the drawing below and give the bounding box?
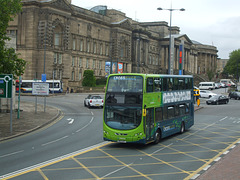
[82,70,96,87]
[224,49,240,79]
[207,69,215,81]
[0,0,26,78]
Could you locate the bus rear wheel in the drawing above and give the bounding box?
[154,129,161,144]
[180,122,185,134]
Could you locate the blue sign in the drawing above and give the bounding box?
[42,74,46,82]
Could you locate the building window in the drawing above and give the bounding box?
[73,39,76,50]
[54,33,60,46]
[99,60,102,69]
[59,54,62,64]
[80,39,83,51]
[59,69,62,80]
[86,58,89,68]
[87,41,90,53]
[54,53,57,64]
[79,57,82,67]
[72,56,75,66]
[54,53,63,64]
[53,69,57,79]
[106,44,109,56]
[93,42,97,54]
[72,71,75,81]
[79,72,82,80]
[100,43,103,55]
[93,59,96,69]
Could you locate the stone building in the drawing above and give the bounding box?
[7,0,218,92]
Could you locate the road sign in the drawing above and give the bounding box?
[0,74,13,98]
[41,74,46,82]
[32,82,49,96]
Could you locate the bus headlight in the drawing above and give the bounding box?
[104,131,109,134]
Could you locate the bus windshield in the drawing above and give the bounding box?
[107,75,143,93]
[104,105,142,130]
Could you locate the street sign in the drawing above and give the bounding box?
[41,74,46,82]
[32,82,49,96]
[0,74,13,98]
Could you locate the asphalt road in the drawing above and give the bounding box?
[1,88,240,179]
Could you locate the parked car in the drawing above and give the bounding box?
[219,82,226,88]
[215,82,221,89]
[199,90,217,98]
[199,82,215,90]
[206,95,229,105]
[229,91,240,100]
[84,94,104,108]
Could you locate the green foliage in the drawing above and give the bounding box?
[0,0,26,79]
[224,49,240,78]
[207,69,215,81]
[82,70,96,87]
[96,77,107,85]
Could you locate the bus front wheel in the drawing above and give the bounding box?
[180,122,185,134]
[154,129,161,144]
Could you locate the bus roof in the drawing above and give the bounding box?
[108,73,193,78]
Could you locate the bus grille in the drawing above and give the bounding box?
[115,133,128,136]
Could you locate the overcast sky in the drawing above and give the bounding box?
[72,0,240,59]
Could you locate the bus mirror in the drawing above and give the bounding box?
[143,109,146,117]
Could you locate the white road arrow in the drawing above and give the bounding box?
[67,118,74,124]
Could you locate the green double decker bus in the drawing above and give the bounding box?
[103,73,194,144]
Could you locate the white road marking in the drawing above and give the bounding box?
[150,143,173,155]
[191,174,200,179]
[41,136,69,146]
[0,150,24,158]
[223,151,229,155]
[219,116,228,122]
[203,165,211,171]
[214,157,221,162]
[67,118,74,124]
[76,117,94,133]
[101,163,133,179]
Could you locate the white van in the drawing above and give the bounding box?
[199,82,215,90]
[220,79,236,87]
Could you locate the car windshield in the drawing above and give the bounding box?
[209,95,220,100]
[104,105,142,130]
[92,96,102,99]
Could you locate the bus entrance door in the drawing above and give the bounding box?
[146,108,154,141]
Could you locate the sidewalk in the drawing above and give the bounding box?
[197,143,240,180]
[0,101,60,141]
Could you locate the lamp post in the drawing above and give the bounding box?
[157,5,185,74]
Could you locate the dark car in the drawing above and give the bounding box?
[206,95,229,105]
[229,91,240,100]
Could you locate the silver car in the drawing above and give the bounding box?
[84,94,104,108]
[199,90,217,98]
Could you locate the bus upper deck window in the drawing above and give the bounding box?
[147,78,153,92]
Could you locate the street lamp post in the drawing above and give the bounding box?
[157,5,185,74]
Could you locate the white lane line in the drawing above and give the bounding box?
[0,142,110,179]
[219,116,228,122]
[101,163,133,179]
[41,136,69,146]
[191,174,200,179]
[0,150,24,158]
[76,117,94,133]
[150,143,173,155]
[214,157,221,162]
[203,165,211,171]
[223,151,229,155]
